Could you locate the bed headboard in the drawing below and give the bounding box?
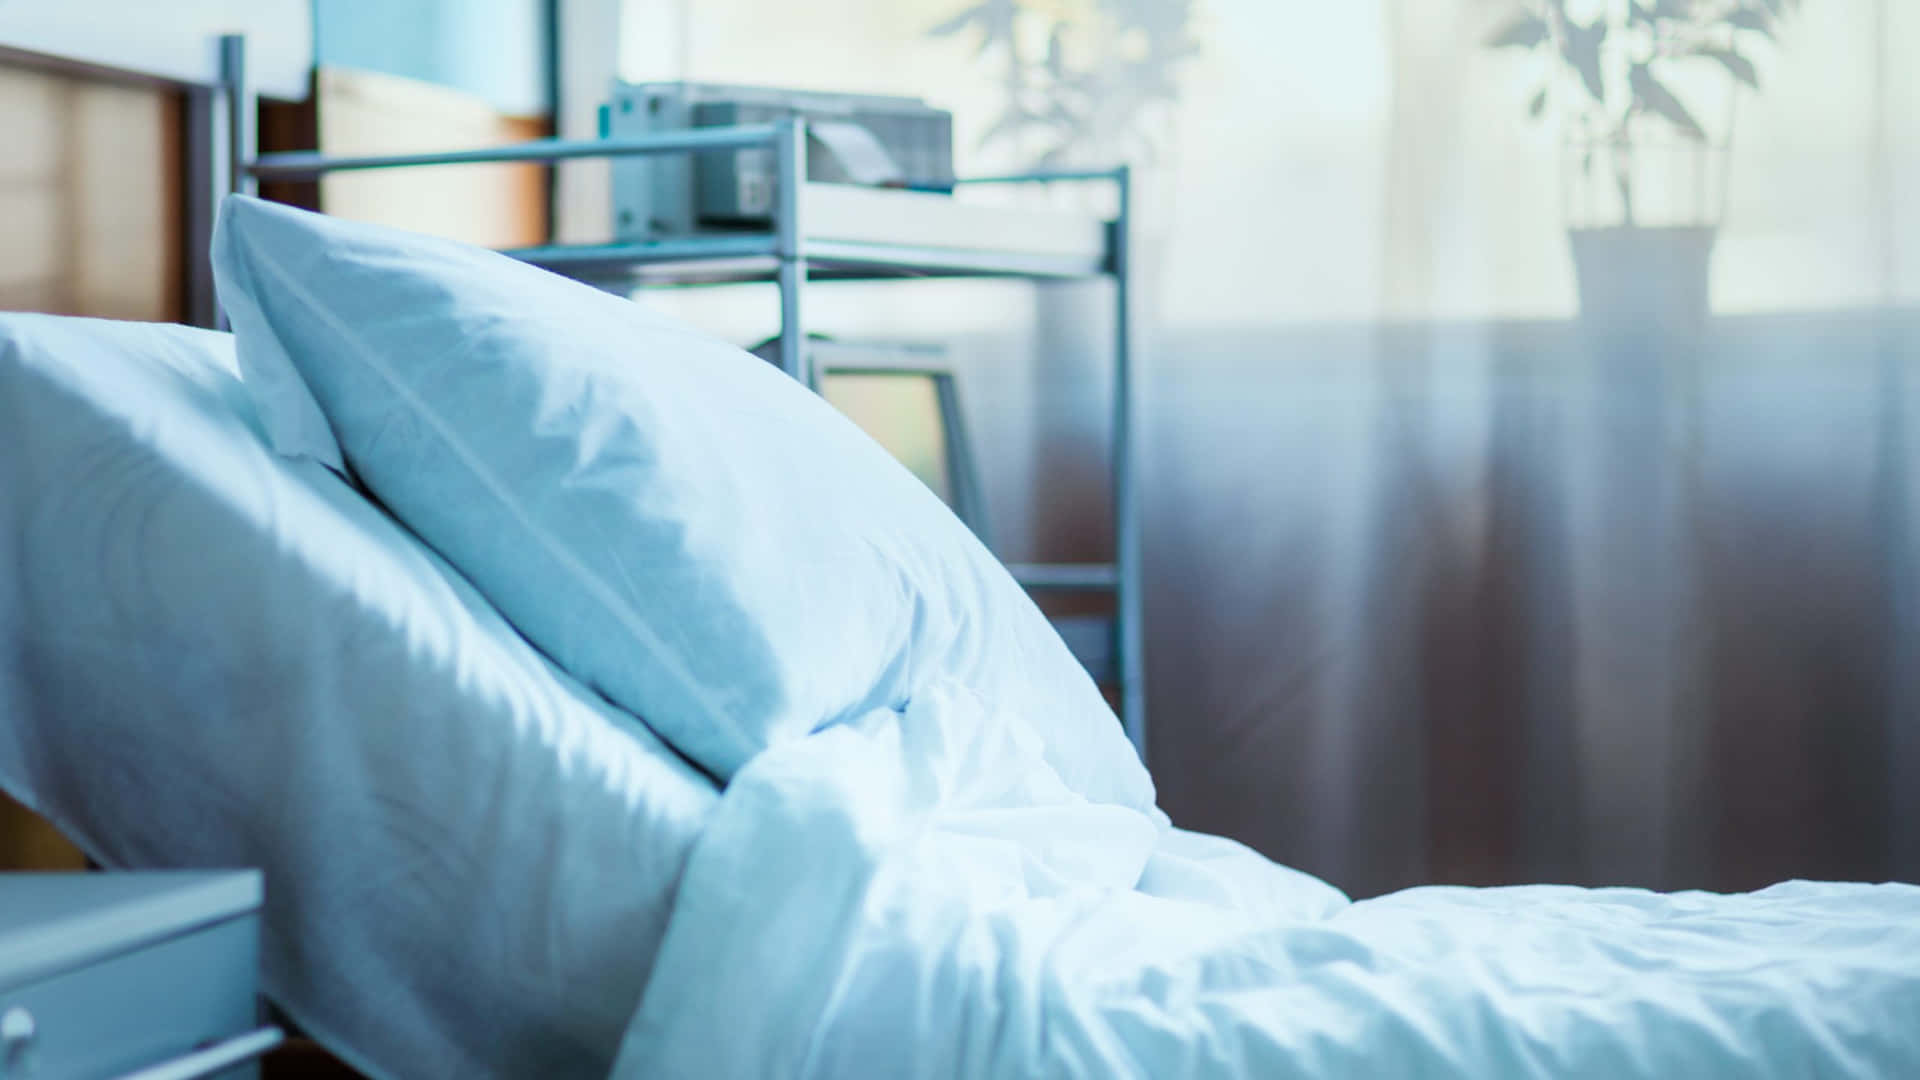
[1,5,552,329]
[0,3,309,327]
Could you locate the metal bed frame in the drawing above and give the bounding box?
[31,31,1149,762]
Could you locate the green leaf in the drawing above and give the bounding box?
[1486,12,1550,48]
[1529,86,1549,118]
[1565,19,1608,102]
[1726,8,1775,36]
[1629,64,1708,140]
[929,0,1018,46]
[1631,0,1690,19]
[1693,47,1760,89]
[929,4,983,36]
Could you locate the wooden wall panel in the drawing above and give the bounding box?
[0,63,181,321]
[301,66,550,248]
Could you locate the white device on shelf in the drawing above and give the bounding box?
[603,81,955,241]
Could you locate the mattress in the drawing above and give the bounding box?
[0,314,719,1078]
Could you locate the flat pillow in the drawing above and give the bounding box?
[212,194,1154,810]
[0,314,718,1079]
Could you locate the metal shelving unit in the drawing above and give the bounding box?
[244,113,1147,761]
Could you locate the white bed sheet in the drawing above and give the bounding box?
[0,315,719,1078]
[615,683,1920,1078]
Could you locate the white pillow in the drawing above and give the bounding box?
[212,194,1154,810]
[0,313,718,1078]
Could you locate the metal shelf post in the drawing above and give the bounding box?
[1112,165,1146,760]
[774,117,814,389]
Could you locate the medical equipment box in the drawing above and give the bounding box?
[604,81,955,241]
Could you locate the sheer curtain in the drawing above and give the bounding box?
[1145,0,1917,896]
[605,0,1919,897]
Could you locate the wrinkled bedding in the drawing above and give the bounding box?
[9,315,1918,1080]
[0,315,718,1079]
[613,683,1920,1079]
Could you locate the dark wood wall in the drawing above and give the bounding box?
[0,62,184,321]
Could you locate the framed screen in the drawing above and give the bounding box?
[753,336,990,544]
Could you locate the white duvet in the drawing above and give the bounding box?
[613,684,1920,1079]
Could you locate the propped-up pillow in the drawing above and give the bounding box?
[212,195,1154,810]
[0,313,718,1078]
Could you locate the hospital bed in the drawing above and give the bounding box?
[3,26,1919,1080]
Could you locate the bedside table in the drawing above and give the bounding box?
[0,872,281,1079]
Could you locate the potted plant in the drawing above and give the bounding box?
[1487,0,1799,327]
[930,0,1200,169]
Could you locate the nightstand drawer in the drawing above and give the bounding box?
[0,873,279,1080]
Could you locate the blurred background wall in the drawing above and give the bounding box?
[599,0,1918,898]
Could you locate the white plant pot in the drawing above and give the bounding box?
[1568,224,1718,332]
